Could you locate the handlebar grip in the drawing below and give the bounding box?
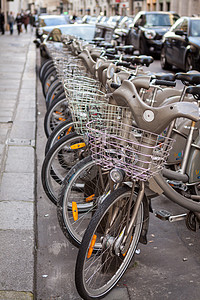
[116,61,130,67]
[154,79,176,87]
[110,83,121,89]
[105,53,119,59]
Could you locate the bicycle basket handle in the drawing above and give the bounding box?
[112,80,199,134]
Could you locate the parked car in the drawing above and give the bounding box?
[36,14,71,38]
[82,15,97,24]
[114,16,135,45]
[126,11,179,55]
[161,16,200,71]
[94,15,126,42]
[39,24,96,57]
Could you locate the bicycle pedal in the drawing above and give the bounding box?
[155,210,171,221]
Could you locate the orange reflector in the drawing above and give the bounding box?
[87,234,97,258]
[55,111,62,115]
[72,201,78,221]
[58,117,66,121]
[86,194,95,202]
[122,236,133,257]
[52,94,55,100]
[70,142,86,150]
[66,126,72,135]
[46,83,50,87]
[57,135,60,140]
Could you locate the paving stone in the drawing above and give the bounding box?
[0,116,13,123]
[0,145,4,161]
[0,79,20,89]
[0,230,34,292]
[0,173,34,201]
[0,201,34,230]
[0,92,17,100]
[0,291,33,300]
[5,146,34,173]
[0,109,14,117]
[21,80,36,90]
[19,93,35,103]
[0,65,24,73]
[0,72,21,80]
[0,124,10,143]
[17,100,36,109]
[15,107,35,122]
[10,121,35,140]
[0,100,17,108]
[104,287,130,299]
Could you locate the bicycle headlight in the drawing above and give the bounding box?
[113,73,121,85]
[38,28,43,36]
[107,64,116,79]
[144,30,156,40]
[110,168,125,183]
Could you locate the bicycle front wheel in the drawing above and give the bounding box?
[57,156,108,248]
[41,132,88,205]
[75,186,144,300]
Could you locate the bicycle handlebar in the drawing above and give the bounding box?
[112,80,199,134]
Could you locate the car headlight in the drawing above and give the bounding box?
[144,30,156,40]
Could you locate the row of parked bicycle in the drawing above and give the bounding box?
[39,35,200,299]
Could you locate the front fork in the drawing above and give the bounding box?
[115,181,145,255]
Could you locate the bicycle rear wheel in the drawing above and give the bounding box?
[75,186,144,300]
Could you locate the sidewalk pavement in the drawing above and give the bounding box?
[0,29,36,299]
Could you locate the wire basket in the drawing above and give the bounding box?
[65,84,107,135]
[58,62,86,83]
[87,119,174,181]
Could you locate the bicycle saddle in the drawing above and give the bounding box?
[132,55,154,67]
[112,80,199,134]
[176,73,200,85]
[154,73,176,81]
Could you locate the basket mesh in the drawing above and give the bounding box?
[87,118,174,181]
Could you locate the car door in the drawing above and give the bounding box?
[129,13,145,49]
[171,18,188,68]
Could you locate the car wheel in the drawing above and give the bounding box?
[160,47,172,70]
[139,38,149,55]
[185,52,193,72]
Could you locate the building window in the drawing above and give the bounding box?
[160,3,163,11]
[166,2,170,11]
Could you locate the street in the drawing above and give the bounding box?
[36,50,200,300]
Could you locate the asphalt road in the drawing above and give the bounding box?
[35,51,200,300]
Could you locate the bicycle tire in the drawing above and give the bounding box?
[75,186,144,300]
[41,132,88,205]
[44,96,70,138]
[42,66,57,97]
[57,155,108,248]
[45,79,64,109]
[45,118,74,155]
[39,59,53,82]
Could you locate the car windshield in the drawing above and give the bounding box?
[40,17,67,27]
[61,25,96,41]
[145,14,172,27]
[190,19,200,36]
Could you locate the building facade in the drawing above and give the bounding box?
[69,0,200,17]
[1,0,200,25]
